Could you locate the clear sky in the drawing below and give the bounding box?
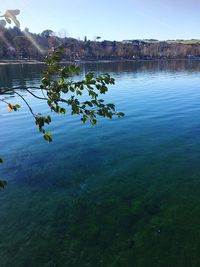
[1,0,200,41]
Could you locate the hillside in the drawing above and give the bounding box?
[1,27,200,61]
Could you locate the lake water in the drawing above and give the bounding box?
[1,60,200,267]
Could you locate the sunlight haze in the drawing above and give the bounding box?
[1,0,199,41]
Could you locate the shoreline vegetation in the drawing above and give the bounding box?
[0,59,44,65]
[1,58,200,65]
[1,28,200,62]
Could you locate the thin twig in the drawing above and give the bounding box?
[14,91,35,118]
[25,88,48,100]
[0,99,9,104]
[12,86,41,90]
[41,88,47,99]
[0,86,41,93]
[0,86,48,100]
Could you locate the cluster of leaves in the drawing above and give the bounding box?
[0,9,20,28]
[0,48,124,188]
[7,103,21,112]
[36,48,124,141]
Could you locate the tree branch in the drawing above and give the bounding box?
[14,91,35,118]
[0,86,48,100]
[24,88,48,100]
[0,99,9,105]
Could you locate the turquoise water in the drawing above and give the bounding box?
[1,60,200,266]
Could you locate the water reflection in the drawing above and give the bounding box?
[0,63,44,87]
[81,59,200,75]
[1,60,200,88]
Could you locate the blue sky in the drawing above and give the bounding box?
[1,0,200,41]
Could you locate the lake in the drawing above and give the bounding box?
[1,60,200,267]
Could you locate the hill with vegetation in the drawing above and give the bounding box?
[1,27,200,61]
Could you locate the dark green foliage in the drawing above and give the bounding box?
[36,47,124,139]
[0,180,7,189]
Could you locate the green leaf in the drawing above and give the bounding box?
[91,118,97,125]
[81,116,88,123]
[117,112,125,117]
[12,104,21,111]
[60,108,66,114]
[46,131,52,137]
[15,104,21,109]
[44,132,52,143]
[0,180,7,189]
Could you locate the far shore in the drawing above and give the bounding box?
[0,60,45,65]
[1,58,200,65]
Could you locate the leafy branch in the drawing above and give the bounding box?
[0,48,124,188]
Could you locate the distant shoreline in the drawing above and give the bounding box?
[1,58,200,65]
[0,60,45,65]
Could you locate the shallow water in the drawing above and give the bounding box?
[1,60,200,266]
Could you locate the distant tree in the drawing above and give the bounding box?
[96,36,101,41]
[41,29,54,39]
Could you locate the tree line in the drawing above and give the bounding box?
[1,27,200,61]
